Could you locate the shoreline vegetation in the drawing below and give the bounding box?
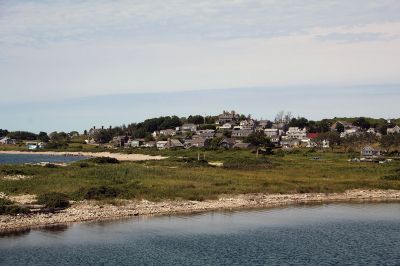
[1,148,400,233]
[1,189,400,233]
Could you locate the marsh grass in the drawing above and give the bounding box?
[0,150,399,202]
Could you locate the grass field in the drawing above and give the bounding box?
[0,149,399,202]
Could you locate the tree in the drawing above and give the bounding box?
[289,117,309,129]
[187,115,204,125]
[38,132,50,143]
[353,117,370,130]
[245,131,272,157]
[335,123,345,133]
[7,131,37,141]
[94,129,112,144]
[0,129,9,137]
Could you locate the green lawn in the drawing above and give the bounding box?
[0,149,399,202]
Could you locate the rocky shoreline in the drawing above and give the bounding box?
[1,189,400,233]
[0,150,166,161]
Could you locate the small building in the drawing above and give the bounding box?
[264,128,279,137]
[286,127,307,140]
[166,138,184,149]
[219,123,233,130]
[159,129,176,136]
[26,142,44,150]
[387,125,400,135]
[143,141,156,148]
[361,146,381,158]
[217,110,239,125]
[219,138,236,149]
[0,137,16,145]
[180,124,198,132]
[156,141,168,149]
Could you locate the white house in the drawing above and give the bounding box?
[220,123,233,130]
[264,128,279,137]
[286,127,307,140]
[181,124,198,132]
[361,146,380,158]
[0,137,16,145]
[387,125,400,135]
[156,141,168,149]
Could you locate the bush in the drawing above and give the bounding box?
[37,192,70,209]
[0,198,30,215]
[1,169,28,176]
[79,162,90,168]
[84,186,120,200]
[89,157,119,164]
[381,175,400,181]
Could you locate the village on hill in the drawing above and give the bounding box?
[1,111,400,160]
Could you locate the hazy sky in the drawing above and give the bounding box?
[0,1,399,131]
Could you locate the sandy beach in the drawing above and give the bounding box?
[1,189,400,233]
[0,150,166,161]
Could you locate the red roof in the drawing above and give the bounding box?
[307,133,319,139]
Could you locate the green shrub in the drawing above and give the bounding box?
[44,163,58,168]
[1,169,28,175]
[79,162,90,168]
[84,186,120,200]
[381,175,400,181]
[89,157,120,164]
[37,192,70,209]
[0,198,30,215]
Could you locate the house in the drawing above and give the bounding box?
[219,123,233,130]
[126,139,143,148]
[219,138,236,149]
[186,137,210,148]
[197,131,215,139]
[113,136,128,147]
[387,125,400,135]
[361,146,381,158]
[143,141,156,148]
[239,120,255,130]
[280,139,300,148]
[330,121,353,131]
[258,120,271,129]
[166,138,184,149]
[340,128,360,138]
[159,129,176,136]
[156,141,168,149]
[231,129,253,138]
[264,128,279,137]
[26,142,44,150]
[286,127,307,140]
[0,137,16,145]
[217,110,239,125]
[180,124,198,132]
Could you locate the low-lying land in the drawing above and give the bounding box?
[1,149,400,232]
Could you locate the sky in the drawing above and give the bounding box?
[0,0,399,132]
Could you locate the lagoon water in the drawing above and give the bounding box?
[1,203,400,265]
[0,154,87,164]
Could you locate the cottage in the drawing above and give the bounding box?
[187,137,209,148]
[126,139,143,148]
[387,125,400,135]
[330,121,353,131]
[143,141,156,148]
[239,120,255,130]
[286,127,307,140]
[156,141,168,149]
[180,124,198,132]
[26,142,44,150]
[217,111,239,125]
[361,146,381,158]
[258,120,271,129]
[219,138,236,149]
[340,128,360,138]
[166,138,184,149]
[264,128,279,137]
[0,137,16,145]
[197,131,215,139]
[159,129,176,136]
[113,136,128,147]
[219,123,233,130]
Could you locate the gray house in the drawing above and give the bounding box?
[361,146,381,158]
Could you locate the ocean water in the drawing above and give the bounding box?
[1,203,400,265]
[0,154,87,164]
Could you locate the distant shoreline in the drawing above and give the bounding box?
[1,189,400,234]
[0,150,166,162]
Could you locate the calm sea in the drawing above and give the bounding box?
[1,203,399,265]
[0,154,87,164]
